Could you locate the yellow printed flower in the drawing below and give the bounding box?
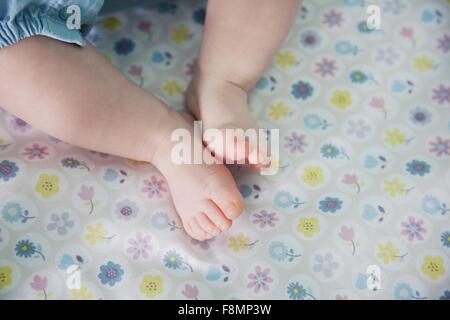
[383,178,406,197]
[301,166,324,187]
[384,128,406,147]
[228,233,250,253]
[0,265,12,289]
[170,25,192,44]
[268,102,289,120]
[296,217,320,238]
[421,256,445,280]
[35,174,60,198]
[330,90,352,110]
[140,275,164,299]
[377,241,400,264]
[413,55,434,71]
[84,223,106,245]
[102,16,122,31]
[163,79,183,96]
[0,138,4,144]
[70,286,92,300]
[275,51,296,68]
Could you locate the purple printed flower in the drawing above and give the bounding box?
[313,253,339,278]
[10,116,31,132]
[429,137,450,157]
[346,118,371,139]
[300,30,321,49]
[284,132,307,153]
[432,85,450,105]
[247,266,273,293]
[315,58,337,77]
[251,210,278,228]
[437,34,450,53]
[322,9,344,28]
[375,47,400,66]
[114,199,139,221]
[409,107,431,126]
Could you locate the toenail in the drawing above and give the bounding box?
[226,203,239,217]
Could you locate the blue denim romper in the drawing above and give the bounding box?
[0,0,147,48]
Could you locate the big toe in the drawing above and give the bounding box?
[207,178,244,220]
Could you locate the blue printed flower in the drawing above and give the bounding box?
[192,7,206,25]
[421,195,441,215]
[406,160,431,176]
[273,191,301,209]
[291,80,313,100]
[239,184,252,198]
[0,160,19,182]
[393,282,414,300]
[151,211,170,230]
[335,40,355,55]
[1,202,23,223]
[14,239,44,261]
[349,70,368,83]
[98,261,124,286]
[114,38,135,55]
[320,144,339,159]
[441,231,450,248]
[163,250,183,269]
[15,239,36,258]
[268,241,288,261]
[287,282,308,300]
[357,21,374,33]
[319,197,343,213]
[303,114,322,130]
[152,1,178,15]
[440,290,450,300]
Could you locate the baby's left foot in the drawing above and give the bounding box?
[185,73,268,167]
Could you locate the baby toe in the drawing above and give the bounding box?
[188,218,210,241]
[195,213,220,236]
[202,200,232,232]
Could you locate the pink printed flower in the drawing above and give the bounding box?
[251,210,278,228]
[429,137,450,157]
[22,143,49,160]
[342,174,361,193]
[339,226,354,241]
[247,266,273,294]
[128,64,143,76]
[30,275,48,291]
[141,175,168,199]
[138,20,151,32]
[77,185,95,214]
[30,274,49,299]
[127,232,153,260]
[335,294,349,300]
[182,284,199,300]
[369,96,388,119]
[399,27,413,38]
[78,185,94,201]
[339,226,356,256]
[401,216,426,241]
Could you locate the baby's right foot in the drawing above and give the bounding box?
[149,110,244,241]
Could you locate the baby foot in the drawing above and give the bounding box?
[185,72,268,168]
[150,111,244,241]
